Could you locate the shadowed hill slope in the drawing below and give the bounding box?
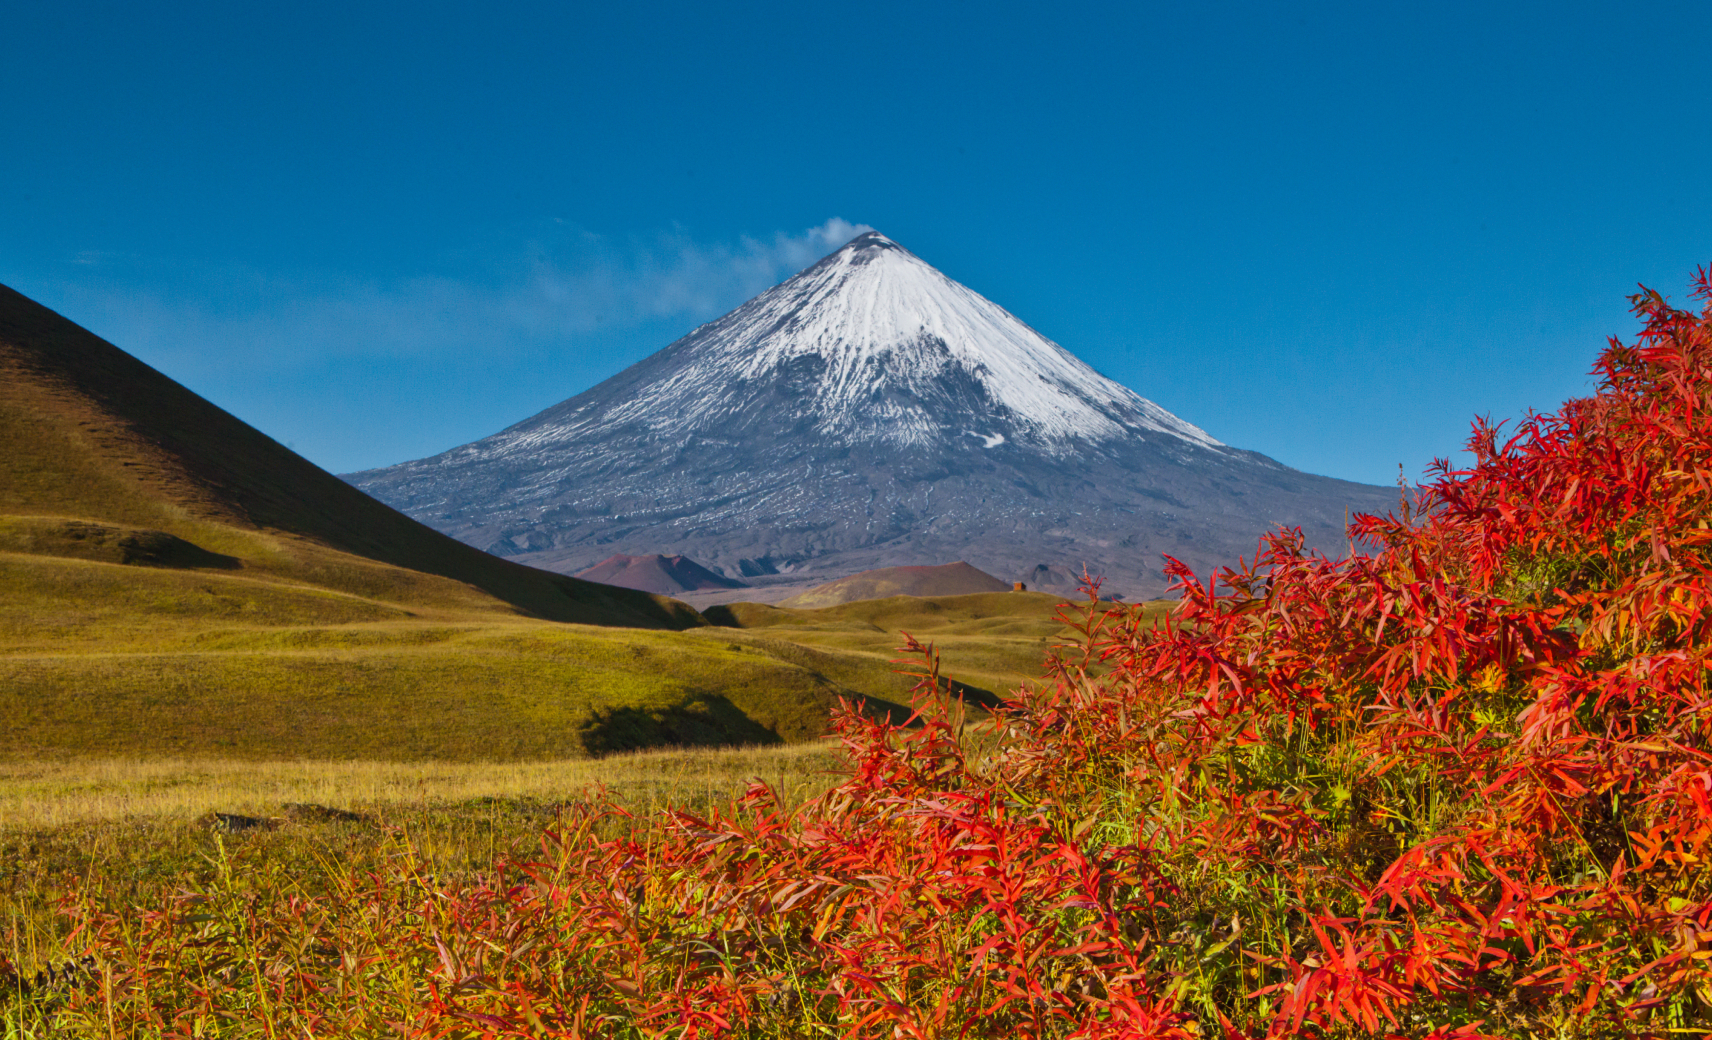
[0,283,701,629]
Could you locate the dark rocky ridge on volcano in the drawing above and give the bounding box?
[348,232,1394,598]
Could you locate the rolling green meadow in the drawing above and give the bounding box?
[0,562,1095,760]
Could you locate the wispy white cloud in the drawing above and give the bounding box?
[584,217,872,324]
[46,218,874,372]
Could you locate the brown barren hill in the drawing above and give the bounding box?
[0,282,702,629]
[780,561,1010,609]
[574,553,747,595]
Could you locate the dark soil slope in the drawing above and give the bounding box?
[574,553,747,595]
[780,561,1010,608]
[0,283,701,629]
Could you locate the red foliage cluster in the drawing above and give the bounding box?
[26,271,1712,1036]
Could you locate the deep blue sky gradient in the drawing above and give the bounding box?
[4,1,1709,485]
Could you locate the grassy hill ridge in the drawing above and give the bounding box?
[0,282,699,629]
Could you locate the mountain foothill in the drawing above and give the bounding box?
[0,283,984,759]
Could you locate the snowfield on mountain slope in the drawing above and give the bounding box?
[482,233,1222,457]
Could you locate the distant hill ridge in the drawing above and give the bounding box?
[0,282,701,629]
[574,553,747,595]
[780,561,1010,609]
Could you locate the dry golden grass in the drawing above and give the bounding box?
[0,743,846,830]
[0,744,851,984]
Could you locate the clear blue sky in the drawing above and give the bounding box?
[4,1,1708,486]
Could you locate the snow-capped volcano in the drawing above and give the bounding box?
[348,231,1392,598]
[537,232,1219,453]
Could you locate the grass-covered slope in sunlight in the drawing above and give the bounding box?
[704,590,1168,705]
[0,620,874,760]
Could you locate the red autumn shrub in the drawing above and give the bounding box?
[25,269,1712,1037]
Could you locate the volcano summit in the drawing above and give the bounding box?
[348,232,1392,597]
